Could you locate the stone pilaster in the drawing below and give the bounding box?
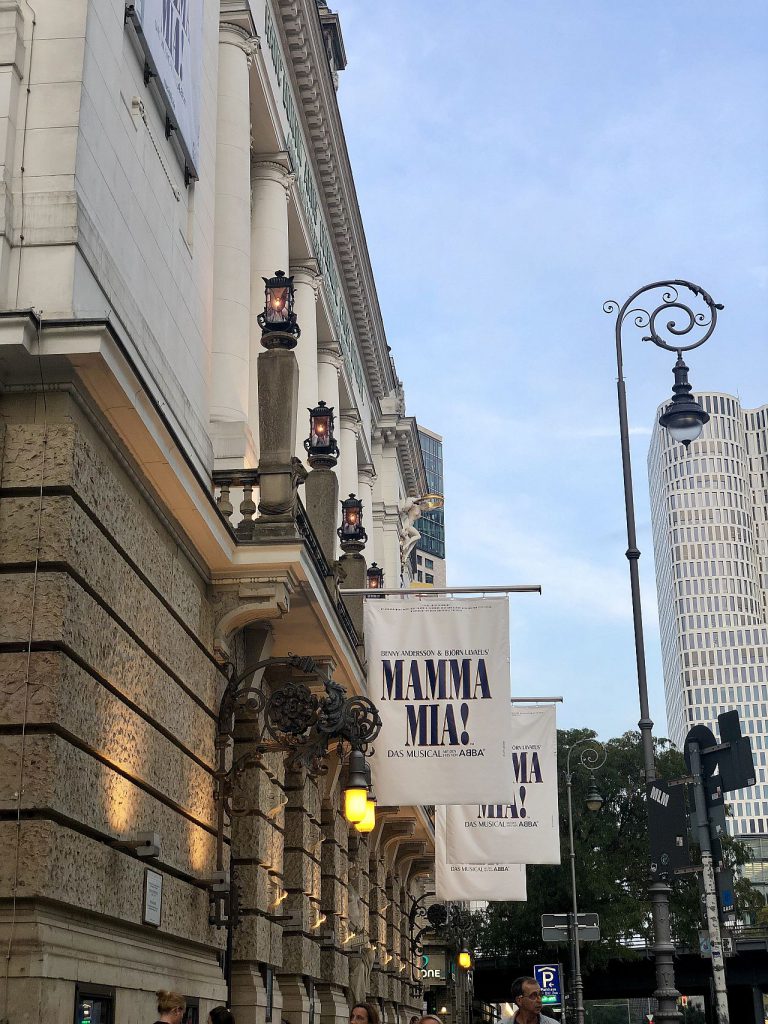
[337,550,366,641]
[282,769,322,976]
[319,802,350,991]
[367,853,388,998]
[316,982,350,1024]
[253,347,306,540]
[304,466,338,569]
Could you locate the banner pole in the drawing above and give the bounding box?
[339,584,542,596]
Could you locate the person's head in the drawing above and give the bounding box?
[156,991,186,1022]
[350,1003,380,1024]
[409,1017,420,1024]
[511,978,542,1013]
[209,1008,235,1024]
[417,1017,444,1024]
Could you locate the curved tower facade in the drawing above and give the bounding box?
[648,394,768,847]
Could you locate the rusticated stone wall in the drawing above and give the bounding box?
[0,391,427,1024]
[0,393,227,1022]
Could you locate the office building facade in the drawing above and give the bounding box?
[414,427,446,588]
[648,394,768,876]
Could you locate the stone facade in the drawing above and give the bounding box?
[0,1,436,1023]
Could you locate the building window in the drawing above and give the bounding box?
[426,574,434,584]
[75,985,115,1024]
[183,1000,200,1024]
[417,572,423,582]
[425,558,434,569]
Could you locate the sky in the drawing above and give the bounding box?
[330,1,768,742]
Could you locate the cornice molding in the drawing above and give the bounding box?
[275,0,397,402]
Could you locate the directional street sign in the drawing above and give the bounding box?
[533,964,562,1006]
[541,913,600,943]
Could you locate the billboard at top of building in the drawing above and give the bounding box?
[364,597,517,804]
[444,705,561,865]
[133,0,202,176]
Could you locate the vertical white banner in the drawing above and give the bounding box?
[444,705,561,864]
[435,807,527,902]
[365,597,516,805]
[134,0,203,174]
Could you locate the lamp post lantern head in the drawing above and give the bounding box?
[258,270,301,348]
[304,401,339,468]
[658,354,710,448]
[585,775,604,813]
[458,948,472,970]
[338,493,367,552]
[366,562,384,590]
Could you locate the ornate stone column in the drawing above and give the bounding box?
[249,159,292,455]
[338,411,360,510]
[211,25,257,465]
[290,262,321,464]
[357,463,376,565]
[316,345,343,561]
[371,428,400,587]
[317,344,342,475]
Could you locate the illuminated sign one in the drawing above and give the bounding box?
[419,952,447,986]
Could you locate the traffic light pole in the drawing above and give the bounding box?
[688,741,729,1024]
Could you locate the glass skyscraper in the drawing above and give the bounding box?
[648,395,768,869]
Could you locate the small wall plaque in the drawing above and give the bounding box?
[143,868,163,927]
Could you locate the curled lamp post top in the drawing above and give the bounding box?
[603,279,723,376]
[565,736,607,778]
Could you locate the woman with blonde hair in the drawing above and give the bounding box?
[153,990,186,1024]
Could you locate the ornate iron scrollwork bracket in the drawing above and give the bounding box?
[209,654,382,928]
[408,894,476,957]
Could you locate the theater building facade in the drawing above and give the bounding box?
[0,1,435,1021]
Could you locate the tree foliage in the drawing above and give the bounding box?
[475,728,760,971]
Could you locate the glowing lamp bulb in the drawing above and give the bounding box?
[355,797,377,833]
[458,950,472,969]
[344,786,368,823]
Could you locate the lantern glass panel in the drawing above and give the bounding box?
[265,285,290,323]
[311,413,332,445]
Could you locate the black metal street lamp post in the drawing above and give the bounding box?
[564,738,606,1024]
[603,280,722,1022]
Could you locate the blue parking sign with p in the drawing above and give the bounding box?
[533,964,562,1006]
